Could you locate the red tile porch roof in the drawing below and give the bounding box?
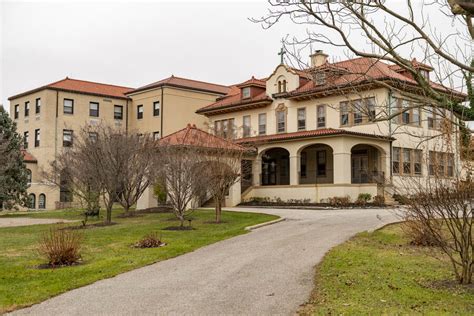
[21,150,37,163]
[235,128,394,144]
[159,124,246,151]
[9,78,135,100]
[127,75,231,95]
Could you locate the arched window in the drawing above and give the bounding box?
[39,194,46,209]
[26,169,32,183]
[28,193,36,209]
[282,80,287,92]
[278,81,282,93]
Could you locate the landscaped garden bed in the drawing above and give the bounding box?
[0,208,277,313]
[299,223,474,315]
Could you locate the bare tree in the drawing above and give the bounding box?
[157,143,206,227]
[253,0,473,122]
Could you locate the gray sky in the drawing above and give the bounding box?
[1,0,305,111]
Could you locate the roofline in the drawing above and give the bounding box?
[196,98,273,116]
[8,78,134,101]
[126,78,230,96]
[235,129,394,145]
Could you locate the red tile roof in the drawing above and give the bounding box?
[9,78,134,100]
[21,150,37,163]
[288,57,465,99]
[235,128,394,144]
[236,76,266,88]
[159,124,245,151]
[127,75,231,95]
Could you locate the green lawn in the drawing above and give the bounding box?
[0,208,277,313]
[301,224,474,315]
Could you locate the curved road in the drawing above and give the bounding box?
[13,207,398,316]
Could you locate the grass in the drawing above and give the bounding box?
[0,208,278,313]
[301,223,474,315]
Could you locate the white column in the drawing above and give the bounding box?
[333,152,352,184]
[289,155,299,185]
[252,159,261,186]
[136,185,158,210]
[225,177,242,207]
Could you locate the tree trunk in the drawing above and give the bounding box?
[215,199,222,223]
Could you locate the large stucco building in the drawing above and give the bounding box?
[9,51,466,210]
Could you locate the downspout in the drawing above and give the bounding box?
[160,87,164,137]
[125,99,129,134]
[387,89,393,182]
[54,91,59,160]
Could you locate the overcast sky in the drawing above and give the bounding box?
[0,0,468,118]
[0,0,309,111]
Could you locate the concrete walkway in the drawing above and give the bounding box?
[0,217,76,228]
[13,207,398,316]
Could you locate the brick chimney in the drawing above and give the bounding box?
[310,50,328,67]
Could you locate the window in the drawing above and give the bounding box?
[60,172,73,203]
[14,105,19,119]
[278,81,282,93]
[392,147,400,174]
[419,69,429,80]
[317,150,326,176]
[277,111,286,133]
[340,102,349,126]
[314,72,326,85]
[35,98,41,114]
[34,129,40,147]
[438,152,446,176]
[258,113,266,135]
[63,99,74,114]
[297,108,306,131]
[137,105,143,119]
[153,101,160,116]
[24,101,30,117]
[23,131,29,149]
[353,100,363,125]
[447,153,454,177]
[317,105,326,128]
[63,130,73,147]
[38,194,46,209]
[393,147,423,176]
[401,99,410,124]
[89,102,99,117]
[429,151,436,176]
[215,118,235,139]
[366,98,376,121]
[153,131,161,140]
[300,152,307,177]
[427,107,434,129]
[114,105,123,120]
[403,148,412,174]
[243,115,251,137]
[414,150,422,175]
[88,132,98,142]
[242,87,251,99]
[28,194,36,209]
[26,169,32,183]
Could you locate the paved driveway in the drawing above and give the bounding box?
[0,217,76,228]
[13,207,398,316]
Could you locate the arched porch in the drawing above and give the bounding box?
[299,144,334,184]
[261,148,290,186]
[351,144,385,184]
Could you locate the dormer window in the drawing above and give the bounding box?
[419,69,429,80]
[242,87,251,99]
[314,72,326,85]
[277,79,287,93]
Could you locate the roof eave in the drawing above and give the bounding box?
[126,83,229,96]
[197,99,272,116]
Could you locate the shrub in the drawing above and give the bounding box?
[38,228,83,267]
[134,232,164,248]
[328,195,351,207]
[373,194,385,206]
[401,219,442,247]
[153,183,167,204]
[355,193,372,206]
[393,193,409,205]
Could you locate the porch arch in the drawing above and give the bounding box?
[350,144,386,184]
[298,144,334,184]
[260,147,290,185]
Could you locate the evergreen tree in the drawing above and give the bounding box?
[0,106,29,210]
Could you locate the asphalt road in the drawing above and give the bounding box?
[12,207,398,316]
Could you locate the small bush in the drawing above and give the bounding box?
[357,193,372,203]
[38,228,83,267]
[401,219,442,247]
[328,196,351,207]
[154,183,167,204]
[134,232,164,248]
[393,194,409,205]
[373,195,385,206]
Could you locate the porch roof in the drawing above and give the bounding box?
[235,128,394,144]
